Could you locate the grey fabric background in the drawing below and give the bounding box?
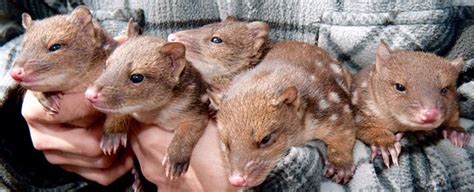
[0,0,473,191]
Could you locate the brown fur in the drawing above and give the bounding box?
[210,40,356,187]
[11,6,117,126]
[353,41,466,153]
[168,17,270,89]
[87,30,209,177]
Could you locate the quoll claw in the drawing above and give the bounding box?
[443,129,471,148]
[162,154,190,180]
[370,141,402,168]
[40,93,63,114]
[395,132,404,142]
[100,133,127,155]
[324,160,355,184]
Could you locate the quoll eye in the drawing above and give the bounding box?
[394,83,406,92]
[441,87,449,95]
[210,37,223,44]
[48,44,62,52]
[259,132,275,148]
[130,74,144,83]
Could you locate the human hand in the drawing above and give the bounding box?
[130,121,237,192]
[22,90,134,185]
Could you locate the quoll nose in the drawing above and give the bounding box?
[10,67,24,81]
[85,87,100,103]
[420,108,439,124]
[167,33,177,42]
[229,175,247,188]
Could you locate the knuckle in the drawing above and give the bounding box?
[21,106,40,122]
[94,157,114,168]
[30,136,50,151]
[94,176,115,186]
[141,165,166,184]
[43,153,61,165]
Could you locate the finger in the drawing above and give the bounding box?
[334,170,344,183]
[28,121,103,157]
[449,131,458,147]
[370,145,378,161]
[325,167,334,177]
[61,148,134,186]
[394,142,402,155]
[381,147,390,168]
[324,160,334,177]
[388,147,399,166]
[465,134,471,147]
[442,130,448,139]
[43,150,115,168]
[457,133,463,147]
[183,162,190,175]
[174,164,182,179]
[343,169,352,184]
[395,132,404,141]
[22,90,101,125]
[459,133,470,148]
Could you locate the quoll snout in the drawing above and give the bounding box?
[419,108,440,124]
[229,174,248,188]
[10,67,25,82]
[85,87,101,103]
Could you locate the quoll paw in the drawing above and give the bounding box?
[132,167,144,192]
[443,128,471,148]
[38,92,63,114]
[324,160,356,184]
[100,133,127,155]
[370,132,403,168]
[161,153,190,180]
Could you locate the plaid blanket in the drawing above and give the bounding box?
[0,0,473,191]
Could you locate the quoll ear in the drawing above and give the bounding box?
[375,39,392,71]
[247,21,269,55]
[449,56,464,73]
[126,18,141,38]
[247,21,269,38]
[22,13,33,29]
[207,87,223,110]
[160,42,187,81]
[271,86,300,108]
[223,16,238,22]
[69,5,93,27]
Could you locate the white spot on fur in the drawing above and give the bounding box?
[328,92,341,103]
[330,64,342,75]
[316,61,323,67]
[310,75,316,81]
[305,117,320,129]
[344,129,353,136]
[329,114,339,121]
[200,94,209,103]
[343,104,351,113]
[354,115,363,123]
[319,99,329,110]
[351,90,359,105]
[366,100,382,116]
[361,81,368,88]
